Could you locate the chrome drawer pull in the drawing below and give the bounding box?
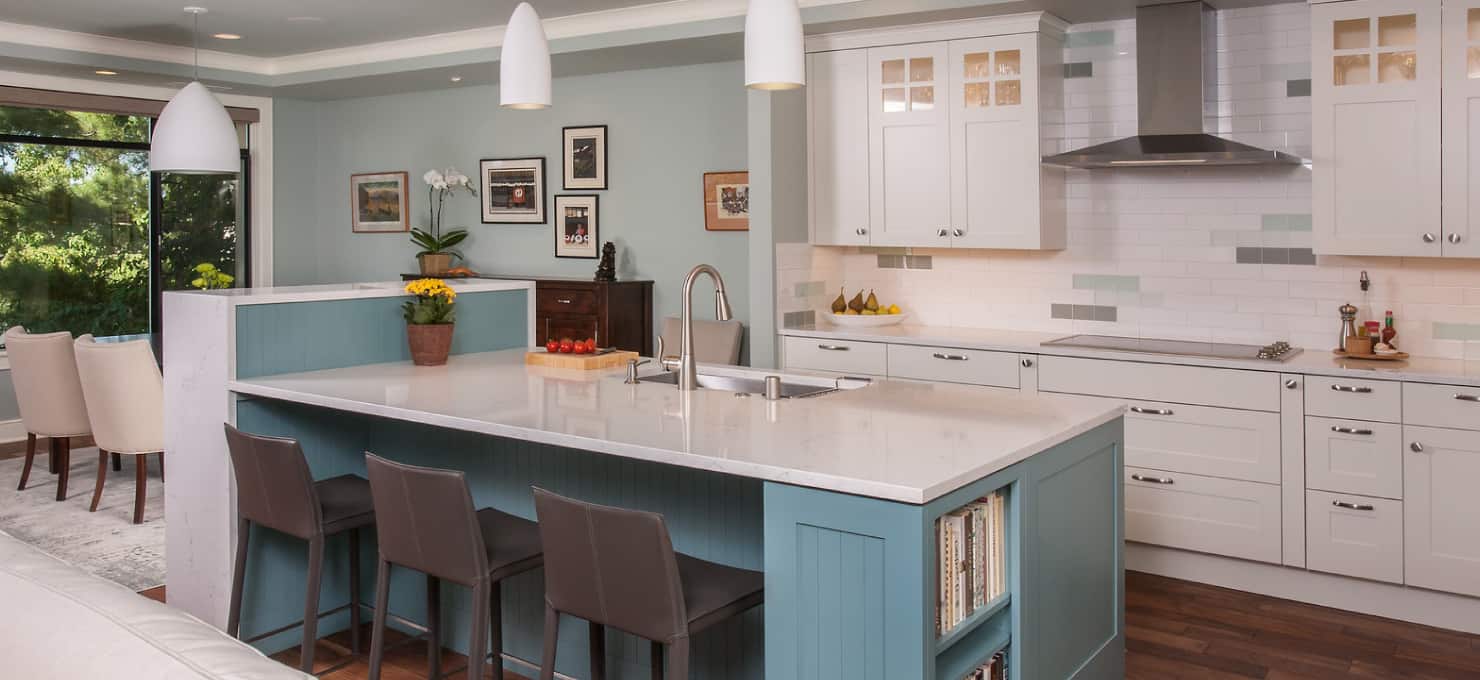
[1330,384,1373,394]
[932,353,969,361]
[1456,394,1480,403]
[1131,474,1174,485]
[817,344,850,352]
[1331,426,1374,436]
[1332,500,1375,511]
[1130,406,1174,416]
[556,298,573,304]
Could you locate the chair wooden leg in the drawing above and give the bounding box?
[466,581,489,680]
[48,436,58,474]
[368,560,391,680]
[89,450,108,512]
[426,574,441,679]
[227,518,250,639]
[111,452,121,472]
[157,452,164,483]
[666,638,690,680]
[539,604,560,680]
[55,437,71,501]
[348,529,363,656]
[650,641,664,680]
[301,536,325,674]
[589,621,607,680]
[17,433,36,490]
[133,454,147,524]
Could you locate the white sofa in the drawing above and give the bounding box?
[0,529,311,679]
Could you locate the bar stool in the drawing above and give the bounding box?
[3,326,91,500]
[532,487,764,680]
[224,424,376,675]
[364,454,544,680]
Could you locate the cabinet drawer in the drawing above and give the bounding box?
[1125,401,1281,484]
[1306,489,1403,584]
[1125,466,1282,564]
[1304,375,1400,423]
[782,336,887,376]
[1403,383,1480,432]
[1305,417,1402,499]
[885,344,1019,388]
[1039,356,1279,411]
[536,287,599,315]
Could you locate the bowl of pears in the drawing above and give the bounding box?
[825,288,907,327]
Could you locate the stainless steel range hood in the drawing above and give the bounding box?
[1042,2,1304,169]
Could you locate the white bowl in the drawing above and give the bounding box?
[824,311,908,328]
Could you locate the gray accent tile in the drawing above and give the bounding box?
[1051,303,1074,320]
[1073,274,1140,292]
[903,255,934,270]
[1236,247,1263,264]
[1261,213,1315,232]
[876,254,905,269]
[1065,30,1114,48]
[1094,305,1118,322]
[1063,61,1094,79]
[1434,322,1480,341]
[1261,247,1290,265]
[793,280,826,297]
[1288,248,1317,265]
[782,310,816,328]
[1064,304,1117,322]
[1072,305,1096,321]
[1286,78,1312,97]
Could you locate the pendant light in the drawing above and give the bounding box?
[745,0,805,90]
[499,2,552,110]
[150,7,240,174]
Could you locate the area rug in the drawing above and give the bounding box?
[0,448,165,591]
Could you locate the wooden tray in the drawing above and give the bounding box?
[525,349,638,370]
[1333,349,1410,361]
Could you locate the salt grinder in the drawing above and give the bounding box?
[1338,303,1358,351]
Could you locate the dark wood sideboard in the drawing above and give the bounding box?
[401,274,654,355]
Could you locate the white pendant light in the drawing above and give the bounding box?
[745,0,805,90]
[500,2,551,110]
[151,7,240,174]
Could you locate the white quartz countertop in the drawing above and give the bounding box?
[779,323,1480,389]
[229,350,1123,504]
[164,279,534,306]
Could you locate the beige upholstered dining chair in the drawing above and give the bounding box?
[73,335,165,524]
[4,327,91,501]
[658,317,745,366]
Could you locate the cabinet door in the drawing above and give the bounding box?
[948,34,1041,249]
[1441,2,1480,257]
[809,50,871,246]
[1404,425,1480,596]
[1312,0,1441,256]
[867,43,953,247]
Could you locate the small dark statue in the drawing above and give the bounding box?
[594,241,617,282]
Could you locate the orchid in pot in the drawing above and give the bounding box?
[403,278,458,365]
[411,167,476,275]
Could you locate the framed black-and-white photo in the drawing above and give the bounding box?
[480,157,546,224]
[554,195,599,259]
[561,125,607,190]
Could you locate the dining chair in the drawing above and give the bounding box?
[3,327,92,500]
[73,335,165,524]
[657,318,745,365]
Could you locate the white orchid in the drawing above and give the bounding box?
[444,168,470,187]
[413,165,479,261]
[423,169,445,186]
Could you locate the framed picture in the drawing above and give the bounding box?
[350,171,409,233]
[554,195,599,259]
[562,125,608,190]
[479,157,547,224]
[703,171,749,231]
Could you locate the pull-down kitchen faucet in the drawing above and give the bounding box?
[676,264,732,390]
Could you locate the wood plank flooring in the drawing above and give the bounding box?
[138,572,1480,678]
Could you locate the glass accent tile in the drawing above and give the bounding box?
[1377,14,1417,46]
[995,80,1021,106]
[1334,18,1370,50]
[882,59,905,84]
[995,50,1021,76]
[1469,47,1480,79]
[1333,54,1371,86]
[964,52,990,79]
[965,82,991,108]
[882,87,907,113]
[1470,8,1480,42]
[1378,50,1416,82]
[910,57,934,82]
[910,86,935,111]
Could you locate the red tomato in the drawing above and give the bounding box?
[559,338,575,353]
[573,343,589,355]
[545,340,560,353]
[585,338,598,352]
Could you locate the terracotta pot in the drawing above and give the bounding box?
[407,323,454,366]
[418,253,453,276]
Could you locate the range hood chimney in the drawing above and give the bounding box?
[1042,1,1303,168]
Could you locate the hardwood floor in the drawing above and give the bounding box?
[136,573,1480,679]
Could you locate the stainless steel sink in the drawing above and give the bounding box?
[636,371,842,398]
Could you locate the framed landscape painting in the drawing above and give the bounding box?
[480,157,547,224]
[554,195,599,259]
[350,171,409,233]
[703,171,749,231]
[562,125,608,190]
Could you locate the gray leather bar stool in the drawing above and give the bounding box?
[532,487,764,680]
[224,424,377,675]
[364,454,544,680]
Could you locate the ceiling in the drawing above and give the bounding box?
[1,0,1299,60]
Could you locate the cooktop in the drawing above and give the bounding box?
[1041,334,1302,362]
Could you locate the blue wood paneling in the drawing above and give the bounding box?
[234,289,528,378]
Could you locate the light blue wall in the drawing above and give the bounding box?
[272,61,752,341]
[0,370,18,422]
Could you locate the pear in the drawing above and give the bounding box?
[848,290,866,312]
[830,287,848,314]
[865,289,880,312]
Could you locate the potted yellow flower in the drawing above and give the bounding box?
[403,278,457,366]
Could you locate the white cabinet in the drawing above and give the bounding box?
[781,336,888,376]
[1123,401,1282,484]
[867,43,954,246]
[808,50,871,246]
[1126,466,1283,564]
[1304,417,1404,499]
[885,343,1020,388]
[1306,489,1405,584]
[1442,1,1480,256]
[1404,425,1480,596]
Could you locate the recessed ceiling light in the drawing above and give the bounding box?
[95,69,118,76]
[213,32,242,40]
[450,75,463,83]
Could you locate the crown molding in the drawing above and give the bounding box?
[0,21,264,73]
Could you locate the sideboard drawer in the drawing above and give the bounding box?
[1305,417,1403,499]
[1125,466,1282,564]
[536,287,599,315]
[1306,489,1403,584]
[1305,375,1400,423]
[1125,401,1281,484]
[1403,383,1480,432]
[782,336,887,376]
[886,344,1019,389]
[1039,356,1279,411]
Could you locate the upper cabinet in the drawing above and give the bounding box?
[1312,0,1477,257]
[806,14,1067,250]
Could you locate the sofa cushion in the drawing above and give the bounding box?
[0,529,310,679]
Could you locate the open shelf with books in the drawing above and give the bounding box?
[935,489,1010,642]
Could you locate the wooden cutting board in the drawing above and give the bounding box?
[525,349,638,370]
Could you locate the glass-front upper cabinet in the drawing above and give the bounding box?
[1442,3,1480,257]
[866,42,952,247]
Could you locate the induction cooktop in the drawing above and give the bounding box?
[1042,334,1302,362]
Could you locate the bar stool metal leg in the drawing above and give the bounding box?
[466,580,490,680]
[426,575,441,679]
[368,559,392,680]
[490,581,504,679]
[349,529,362,656]
[667,638,691,680]
[650,641,664,680]
[589,621,606,680]
[540,604,560,680]
[300,536,325,673]
[227,518,250,638]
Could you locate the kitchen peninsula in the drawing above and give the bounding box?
[163,281,1125,680]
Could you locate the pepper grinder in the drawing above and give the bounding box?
[1338,303,1358,351]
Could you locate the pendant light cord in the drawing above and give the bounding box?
[192,11,199,80]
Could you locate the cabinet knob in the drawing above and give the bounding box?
[1411,442,1425,453]
[1449,233,1463,244]
[952,228,965,237]
[856,227,868,236]
[1021,358,1034,368]
[1284,379,1299,389]
[937,228,950,238]
[1423,233,1437,243]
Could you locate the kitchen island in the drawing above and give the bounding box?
[165,282,1125,680]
